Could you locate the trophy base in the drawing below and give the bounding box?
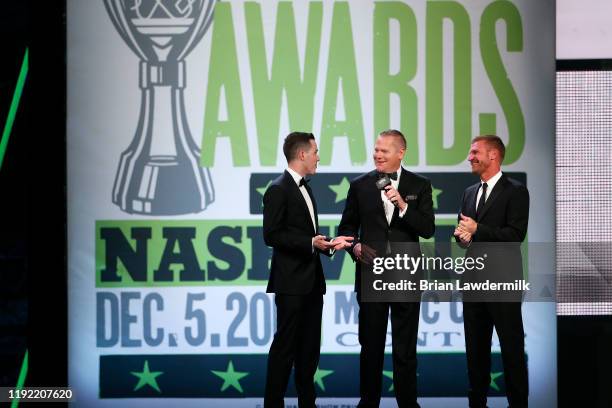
[113,155,214,216]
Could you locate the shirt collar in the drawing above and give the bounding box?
[482,170,502,191]
[286,167,305,187]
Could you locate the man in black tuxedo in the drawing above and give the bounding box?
[454,135,529,408]
[263,132,352,408]
[338,129,435,408]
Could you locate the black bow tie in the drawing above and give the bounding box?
[379,172,398,181]
[299,177,310,187]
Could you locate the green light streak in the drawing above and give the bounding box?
[10,349,28,408]
[0,48,29,171]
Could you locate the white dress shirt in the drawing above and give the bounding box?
[286,167,316,233]
[380,167,407,225]
[475,170,503,211]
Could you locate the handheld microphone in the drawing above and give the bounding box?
[375,174,392,190]
[376,174,400,207]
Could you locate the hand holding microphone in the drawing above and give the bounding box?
[376,173,406,211]
[384,185,407,210]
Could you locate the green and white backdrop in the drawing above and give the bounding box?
[67,0,556,406]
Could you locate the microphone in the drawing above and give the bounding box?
[376,174,399,208]
[375,174,392,190]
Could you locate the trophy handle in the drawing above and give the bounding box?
[103,0,148,60]
[176,0,217,60]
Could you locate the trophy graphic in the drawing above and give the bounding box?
[104,0,216,215]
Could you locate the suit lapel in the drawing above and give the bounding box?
[390,169,411,225]
[465,184,479,219]
[476,175,507,221]
[304,183,319,232]
[368,172,388,226]
[284,170,317,233]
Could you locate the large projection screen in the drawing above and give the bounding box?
[556,69,612,316]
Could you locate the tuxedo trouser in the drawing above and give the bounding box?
[357,299,421,408]
[463,302,528,408]
[264,291,323,408]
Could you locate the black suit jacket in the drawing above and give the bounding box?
[263,171,328,295]
[338,169,435,292]
[457,174,529,293]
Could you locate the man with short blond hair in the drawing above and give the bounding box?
[339,129,435,408]
[454,135,529,408]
